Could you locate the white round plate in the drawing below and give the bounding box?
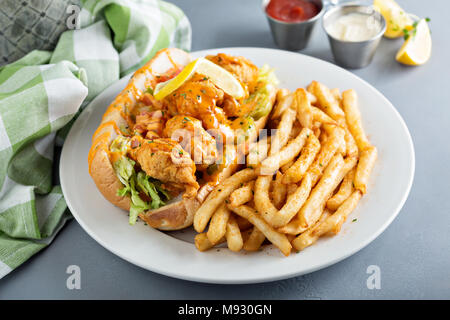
[60,47,415,284]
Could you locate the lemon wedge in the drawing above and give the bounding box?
[396,19,432,65]
[373,0,413,38]
[153,58,245,100]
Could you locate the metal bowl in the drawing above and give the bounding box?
[263,0,326,51]
[322,4,386,69]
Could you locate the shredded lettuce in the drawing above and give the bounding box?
[136,171,165,209]
[147,178,171,202]
[247,64,279,120]
[113,157,170,225]
[258,64,279,86]
[128,177,149,225]
[114,156,134,188]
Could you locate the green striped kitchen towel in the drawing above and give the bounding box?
[0,0,191,279]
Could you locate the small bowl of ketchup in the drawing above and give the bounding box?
[263,0,326,51]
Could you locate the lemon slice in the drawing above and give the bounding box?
[396,19,432,66]
[373,0,413,38]
[153,58,245,100]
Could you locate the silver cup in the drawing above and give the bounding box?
[263,0,329,51]
[322,4,386,69]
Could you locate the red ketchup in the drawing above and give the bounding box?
[266,0,319,22]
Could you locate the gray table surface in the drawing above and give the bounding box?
[1,0,449,300]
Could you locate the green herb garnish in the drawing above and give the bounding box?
[402,18,430,40]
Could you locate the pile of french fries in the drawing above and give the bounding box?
[193,81,377,256]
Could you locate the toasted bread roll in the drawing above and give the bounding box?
[89,48,193,229]
[88,48,276,231]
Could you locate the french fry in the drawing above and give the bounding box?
[278,221,304,235]
[193,83,376,257]
[260,127,312,175]
[247,137,271,166]
[229,180,254,207]
[331,88,341,104]
[271,173,313,228]
[312,106,336,125]
[271,90,293,120]
[280,159,294,173]
[226,215,244,252]
[314,190,362,236]
[254,175,279,224]
[290,209,332,251]
[194,168,257,232]
[270,89,317,120]
[293,190,362,251]
[288,122,302,139]
[306,91,318,105]
[276,88,290,102]
[298,154,347,228]
[195,233,225,252]
[283,133,320,184]
[310,81,345,123]
[207,204,231,244]
[293,88,313,129]
[276,183,314,236]
[354,146,377,194]
[308,126,346,186]
[322,123,347,155]
[342,89,371,151]
[344,153,358,170]
[271,171,287,209]
[243,227,266,251]
[327,168,356,211]
[343,126,359,158]
[229,205,292,256]
[279,130,349,236]
[270,108,297,155]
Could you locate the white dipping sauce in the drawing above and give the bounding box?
[326,12,381,42]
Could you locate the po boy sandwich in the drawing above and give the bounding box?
[88,48,278,230]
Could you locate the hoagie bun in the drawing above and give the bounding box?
[88,48,277,230]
